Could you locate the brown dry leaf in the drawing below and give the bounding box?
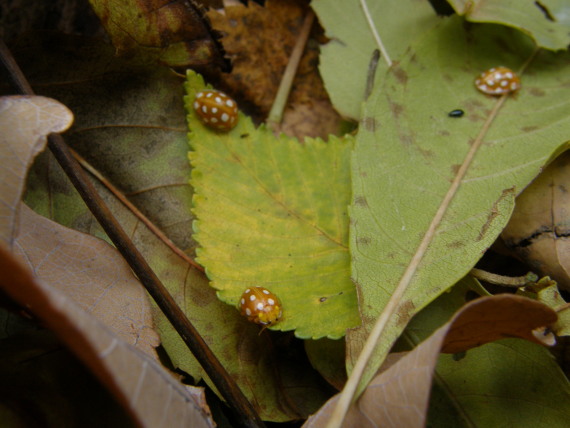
[502,151,570,290]
[14,204,160,356]
[0,95,73,247]
[0,243,215,428]
[303,294,556,428]
[88,0,227,70]
[0,94,159,357]
[208,0,343,138]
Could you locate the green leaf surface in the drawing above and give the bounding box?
[186,71,360,339]
[349,16,570,390]
[312,0,439,120]
[15,34,331,422]
[406,278,570,427]
[448,0,570,50]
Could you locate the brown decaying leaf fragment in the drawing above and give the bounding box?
[502,151,570,290]
[303,294,556,428]
[0,95,73,248]
[0,244,215,428]
[15,204,161,357]
[88,0,228,70]
[208,0,343,138]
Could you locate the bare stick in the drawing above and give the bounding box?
[470,268,538,287]
[70,149,204,272]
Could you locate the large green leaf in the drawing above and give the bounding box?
[348,16,570,392]
[448,0,570,50]
[312,0,439,120]
[186,72,360,339]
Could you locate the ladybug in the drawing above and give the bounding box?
[475,66,520,96]
[193,89,238,131]
[238,287,282,326]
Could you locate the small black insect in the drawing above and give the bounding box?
[448,109,465,118]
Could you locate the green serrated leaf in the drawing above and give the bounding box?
[312,0,439,120]
[448,0,570,50]
[185,71,360,339]
[349,16,570,391]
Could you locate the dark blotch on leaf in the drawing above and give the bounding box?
[357,237,371,245]
[453,351,467,361]
[319,297,327,303]
[391,102,404,118]
[354,196,368,207]
[393,67,408,85]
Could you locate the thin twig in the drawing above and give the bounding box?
[470,268,538,287]
[359,0,392,67]
[267,9,315,128]
[70,148,204,272]
[0,38,265,428]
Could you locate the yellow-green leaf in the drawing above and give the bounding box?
[186,71,360,339]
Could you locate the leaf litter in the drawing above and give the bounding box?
[4,1,570,426]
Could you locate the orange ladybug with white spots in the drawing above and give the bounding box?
[475,66,520,96]
[238,286,282,326]
[193,89,238,131]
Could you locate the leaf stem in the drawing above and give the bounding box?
[267,9,314,129]
[469,268,538,287]
[359,0,392,67]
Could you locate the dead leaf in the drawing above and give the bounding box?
[303,294,556,428]
[0,93,159,357]
[0,95,73,248]
[0,243,215,428]
[88,0,227,70]
[502,150,570,290]
[14,204,160,356]
[208,0,343,138]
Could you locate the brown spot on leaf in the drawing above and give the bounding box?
[391,102,404,118]
[354,196,368,207]
[447,240,465,249]
[451,164,461,175]
[529,87,546,97]
[478,188,515,240]
[397,300,415,327]
[357,237,371,245]
[393,67,408,85]
[522,125,538,133]
[439,130,450,137]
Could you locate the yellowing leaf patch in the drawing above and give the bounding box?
[186,71,360,339]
